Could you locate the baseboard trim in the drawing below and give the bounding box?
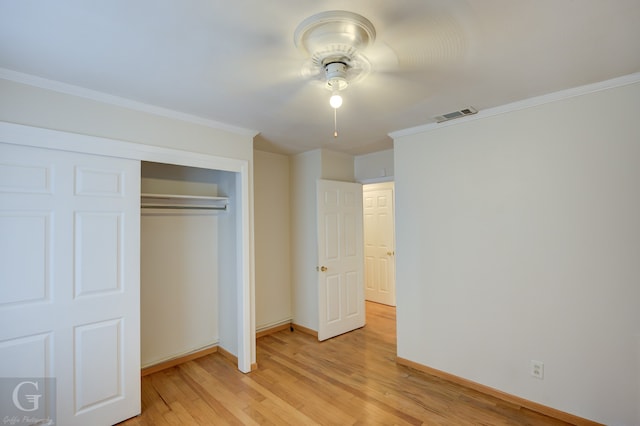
[216,346,237,365]
[395,357,602,426]
[218,347,259,371]
[291,323,318,338]
[258,321,320,339]
[142,345,258,375]
[256,322,292,338]
[141,346,219,376]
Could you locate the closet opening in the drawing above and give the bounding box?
[140,161,244,372]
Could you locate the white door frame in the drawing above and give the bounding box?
[0,121,254,372]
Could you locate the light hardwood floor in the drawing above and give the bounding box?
[120,302,571,425]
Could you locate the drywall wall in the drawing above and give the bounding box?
[355,149,394,183]
[0,78,254,160]
[291,150,322,330]
[141,213,219,366]
[393,79,640,425]
[211,168,242,356]
[253,150,292,331]
[321,149,355,182]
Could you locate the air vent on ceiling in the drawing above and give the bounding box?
[433,107,478,123]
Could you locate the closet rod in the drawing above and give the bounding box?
[141,205,227,211]
[140,193,229,211]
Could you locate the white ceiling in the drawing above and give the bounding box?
[1,1,639,155]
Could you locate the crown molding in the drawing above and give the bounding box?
[389,72,640,139]
[0,68,259,138]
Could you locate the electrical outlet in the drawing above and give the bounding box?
[531,360,544,379]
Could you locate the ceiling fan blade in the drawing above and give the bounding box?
[365,4,470,73]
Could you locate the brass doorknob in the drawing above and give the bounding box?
[317,266,328,272]
[387,251,395,256]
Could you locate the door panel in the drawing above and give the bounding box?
[0,143,140,426]
[345,271,359,315]
[363,183,396,306]
[0,212,51,304]
[0,333,52,377]
[317,179,365,341]
[75,212,123,296]
[74,319,123,413]
[325,274,341,323]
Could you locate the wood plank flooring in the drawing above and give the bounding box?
[120,302,571,425]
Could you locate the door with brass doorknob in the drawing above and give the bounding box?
[316,179,365,341]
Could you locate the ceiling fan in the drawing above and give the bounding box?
[290,9,471,137]
[294,11,376,104]
[293,11,378,137]
[294,10,390,137]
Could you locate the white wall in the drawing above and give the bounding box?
[291,150,322,330]
[394,79,640,425]
[355,149,394,183]
[254,150,292,331]
[212,169,242,356]
[321,149,356,182]
[141,212,219,366]
[141,213,219,365]
[0,78,254,160]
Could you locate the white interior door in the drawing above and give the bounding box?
[363,182,396,306]
[0,143,141,425]
[317,179,365,341]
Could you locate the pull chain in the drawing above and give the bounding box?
[333,107,338,138]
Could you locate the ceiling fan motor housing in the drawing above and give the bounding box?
[325,61,349,91]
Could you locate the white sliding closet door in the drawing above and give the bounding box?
[0,143,141,425]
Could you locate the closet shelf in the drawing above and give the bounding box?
[141,193,229,211]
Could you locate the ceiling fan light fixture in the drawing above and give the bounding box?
[329,92,343,109]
